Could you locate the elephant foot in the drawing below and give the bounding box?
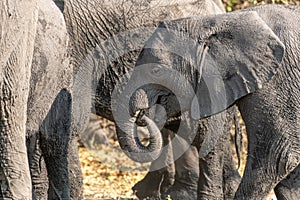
[163,170,198,200]
[133,169,175,200]
[132,170,164,199]
[164,181,197,200]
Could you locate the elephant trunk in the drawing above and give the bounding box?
[114,85,164,163]
[116,114,163,163]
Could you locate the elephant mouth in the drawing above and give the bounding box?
[130,109,157,145]
[133,104,168,130]
[132,110,152,146]
[134,109,148,127]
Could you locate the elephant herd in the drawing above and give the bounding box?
[0,0,299,200]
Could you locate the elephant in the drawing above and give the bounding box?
[0,0,239,199]
[0,0,39,198]
[58,0,242,199]
[0,0,234,199]
[118,4,300,200]
[26,0,83,199]
[49,0,242,199]
[1,0,82,199]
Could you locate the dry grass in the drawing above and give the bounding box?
[79,140,149,199]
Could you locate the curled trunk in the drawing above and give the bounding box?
[116,115,163,163]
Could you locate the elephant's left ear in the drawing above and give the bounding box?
[191,11,285,120]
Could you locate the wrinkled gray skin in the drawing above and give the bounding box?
[55,0,241,199]
[58,0,241,199]
[131,102,241,199]
[0,0,80,199]
[26,1,83,199]
[0,1,38,198]
[129,5,300,200]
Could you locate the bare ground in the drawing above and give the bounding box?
[78,119,277,199]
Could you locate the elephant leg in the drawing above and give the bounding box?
[157,129,175,197]
[234,135,299,200]
[197,120,229,199]
[235,156,298,200]
[222,107,241,199]
[133,128,175,199]
[68,135,83,200]
[222,133,241,200]
[198,146,224,199]
[234,95,300,200]
[191,106,240,199]
[167,143,199,200]
[28,131,83,200]
[274,164,300,200]
[40,89,72,199]
[26,133,48,200]
[0,1,38,198]
[159,162,176,199]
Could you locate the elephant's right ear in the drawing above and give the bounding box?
[191,11,285,120]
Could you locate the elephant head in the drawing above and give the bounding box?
[114,10,285,162]
[113,82,181,163]
[135,10,284,117]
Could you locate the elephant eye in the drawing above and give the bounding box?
[151,67,163,76]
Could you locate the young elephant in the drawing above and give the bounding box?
[58,0,241,199]
[116,5,300,200]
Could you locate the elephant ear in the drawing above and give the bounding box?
[190,11,285,120]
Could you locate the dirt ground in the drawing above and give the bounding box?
[78,119,277,199]
[79,140,149,199]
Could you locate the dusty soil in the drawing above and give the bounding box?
[78,118,277,199]
[79,140,149,199]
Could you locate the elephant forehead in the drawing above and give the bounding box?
[133,64,181,83]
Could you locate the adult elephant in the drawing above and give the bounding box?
[120,4,300,200]
[0,1,38,198]
[57,0,241,199]
[1,0,81,199]
[26,0,83,199]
